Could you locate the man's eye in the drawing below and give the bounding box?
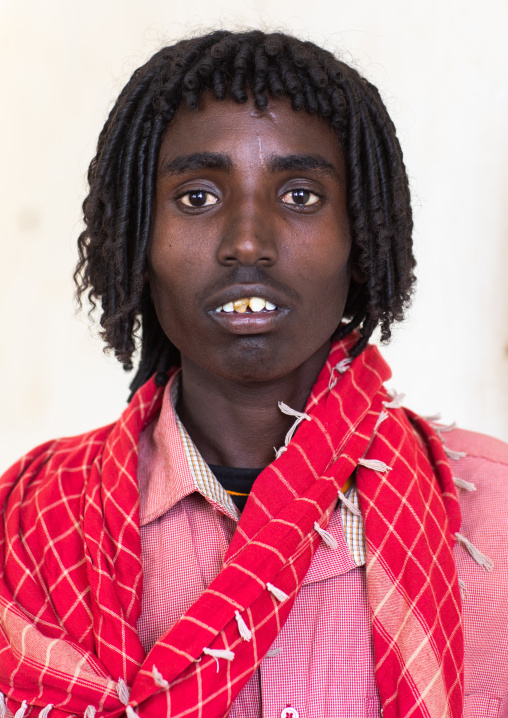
[179,191,218,208]
[281,189,321,207]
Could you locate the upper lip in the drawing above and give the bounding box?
[205,284,291,312]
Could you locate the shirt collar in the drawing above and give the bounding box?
[138,371,239,526]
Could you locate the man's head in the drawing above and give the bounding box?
[74,30,415,394]
[149,93,352,387]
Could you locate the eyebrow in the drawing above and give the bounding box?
[157,151,341,181]
[268,154,341,181]
[158,152,233,177]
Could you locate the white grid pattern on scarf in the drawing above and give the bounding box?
[170,376,366,566]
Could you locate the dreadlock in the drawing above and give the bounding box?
[74,30,415,397]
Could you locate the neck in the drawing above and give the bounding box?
[176,343,330,468]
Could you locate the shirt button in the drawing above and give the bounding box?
[280,705,299,718]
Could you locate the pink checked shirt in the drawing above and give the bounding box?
[137,375,508,718]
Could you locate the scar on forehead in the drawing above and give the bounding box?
[257,135,264,164]
[249,108,277,122]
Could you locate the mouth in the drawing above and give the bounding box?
[214,297,278,314]
[207,289,289,335]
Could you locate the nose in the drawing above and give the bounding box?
[216,195,278,267]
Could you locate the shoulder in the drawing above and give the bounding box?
[445,426,508,598]
[0,423,116,497]
[442,426,508,498]
[0,424,118,564]
[1,374,165,492]
[444,429,508,705]
[440,426,508,507]
[444,426,508,468]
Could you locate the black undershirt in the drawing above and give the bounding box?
[208,464,263,512]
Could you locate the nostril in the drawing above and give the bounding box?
[217,225,277,267]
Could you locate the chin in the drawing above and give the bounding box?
[227,341,279,380]
[212,336,294,384]
[214,334,330,386]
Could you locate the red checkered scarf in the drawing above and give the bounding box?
[0,340,463,718]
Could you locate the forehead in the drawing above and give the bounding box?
[157,93,346,173]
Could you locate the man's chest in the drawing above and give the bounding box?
[138,487,508,718]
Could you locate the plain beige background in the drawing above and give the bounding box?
[1,0,507,472]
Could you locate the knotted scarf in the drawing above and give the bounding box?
[0,340,463,718]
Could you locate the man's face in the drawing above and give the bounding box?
[148,94,353,384]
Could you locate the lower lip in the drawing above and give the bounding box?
[209,309,288,334]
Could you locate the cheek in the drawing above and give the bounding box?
[296,237,352,330]
[148,217,196,297]
[318,216,352,289]
[148,265,194,353]
[291,229,352,294]
[147,238,186,327]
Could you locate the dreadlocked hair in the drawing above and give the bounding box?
[74,29,415,397]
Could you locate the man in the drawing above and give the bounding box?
[0,30,507,718]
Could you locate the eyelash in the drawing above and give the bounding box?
[177,190,218,208]
[176,187,323,210]
[280,188,322,207]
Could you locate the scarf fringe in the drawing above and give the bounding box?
[453,476,476,492]
[84,707,96,718]
[39,706,54,718]
[432,421,457,433]
[383,391,406,409]
[328,358,352,389]
[235,611,252,641]
[338,489,361,516]
[358,458,392,473]
[153,665,169,689]
[203,648,235,673]
[277,402,312,452]
[313,522,338,549]
[444,446,467,461]
[266,647,283,658]
[374,411,389,432]
[14,702,28,718]
[455,532,494,571]
[266,582,289,602]
[274,400,312,458]
[116,679,130,705]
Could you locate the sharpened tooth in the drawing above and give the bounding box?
[265,301,276,311]
[233,298,249,313]
[222,302,234,312]
[249,297,266,312]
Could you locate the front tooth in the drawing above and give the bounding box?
[233,298,249,313]
[222,302,234,312]
[265,301,276,311]
[249,297,266,312]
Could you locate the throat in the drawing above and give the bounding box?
[176,392,289,468]
[176,342,330,468]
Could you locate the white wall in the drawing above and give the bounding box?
[1,0,507,471]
